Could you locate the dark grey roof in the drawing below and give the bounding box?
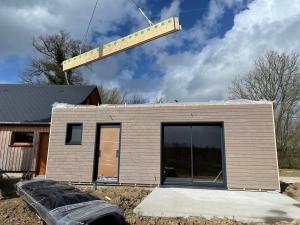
[0,84,98,123]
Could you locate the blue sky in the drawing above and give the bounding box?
[1,0,300,102]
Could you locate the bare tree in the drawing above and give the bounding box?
[21,30,90,85]
[128,95,146,104]
[97,85,126,104]
[153,96,166,103]
[282,119,300,168]
[229,51,300,153]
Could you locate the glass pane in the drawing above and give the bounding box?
[66,124,82,144]
[13,132,34,143]
[192,125,223,183]
[163,126,192,183]
[71,125,82,143]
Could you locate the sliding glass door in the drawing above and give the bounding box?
[162,123,225,186]
[163,126,192,183]
[191,125,223,183]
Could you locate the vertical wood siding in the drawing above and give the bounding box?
[47,103,279,191]
[0,125,50,172]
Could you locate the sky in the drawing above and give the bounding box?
[1,0,300,102]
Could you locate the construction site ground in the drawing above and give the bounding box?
[1,178,300,225]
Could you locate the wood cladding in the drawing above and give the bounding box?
[62,17,181,71]
[0,125,50,172]
[36,133,49,175]
[47,103,279,191]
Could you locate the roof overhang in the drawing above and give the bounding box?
[0,122,50,126]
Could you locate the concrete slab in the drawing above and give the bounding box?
[134,187,300,223]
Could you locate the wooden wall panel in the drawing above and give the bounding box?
[0,125,50,172]
[62,17,180,71]
[47,103,279,191]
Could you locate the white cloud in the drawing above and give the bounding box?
[82,0,185,95]
[83,0,256,102]
[160,0,181,20]
[0,3,59,56]
[2,0,300,103]
[141,0,300,102]
[0,0,146,57]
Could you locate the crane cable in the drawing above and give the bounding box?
[80,0,100,53]
[64,0,99,85]
[65,0,153,85]
[128,0,153,26]
[80,0,152,52]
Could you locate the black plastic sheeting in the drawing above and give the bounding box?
[16,180,126,225]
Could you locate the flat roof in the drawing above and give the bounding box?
[53,100,273,109]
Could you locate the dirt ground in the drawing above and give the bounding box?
[1,178,300,225]
[280,169,300,177]
[283,183,300,202]
[0,178,43,225]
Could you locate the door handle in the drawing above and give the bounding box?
[116,149,119,158]
[99,150,101,157]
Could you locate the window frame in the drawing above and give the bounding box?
[160,122,226,187]
[65,123,83,145]
[10,132,34,147]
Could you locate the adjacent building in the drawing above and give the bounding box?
[0,84,279,191]
[0,84,100,176]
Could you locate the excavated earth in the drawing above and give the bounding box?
[0,178,300,225]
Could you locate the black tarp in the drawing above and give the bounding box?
[16,180,125,225]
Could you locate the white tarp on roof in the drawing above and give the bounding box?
[53,99,273,109]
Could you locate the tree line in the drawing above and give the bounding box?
[22,31,300,168]
[229,51,300,168]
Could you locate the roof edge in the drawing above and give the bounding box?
[80,86,101,104]
[53,99,274,109]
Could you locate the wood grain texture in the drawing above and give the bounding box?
[47,103,279,191]
[62,17,181,71]
[36,133,49,175]
[0,125,50,172]
[98,126,120,177]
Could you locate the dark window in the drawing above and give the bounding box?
[11,132,34,147]
[162,123,224,186]
[65,124,82,145]
[163,126,192,182]
[192,125,223,183]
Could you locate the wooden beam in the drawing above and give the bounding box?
[62,17,181,71]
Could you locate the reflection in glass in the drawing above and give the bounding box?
[163,126,191,183]
[163,124,223,185]
[192,125,223,183]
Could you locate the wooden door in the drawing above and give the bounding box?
[37,133,49,175]
[98,125,120,177]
